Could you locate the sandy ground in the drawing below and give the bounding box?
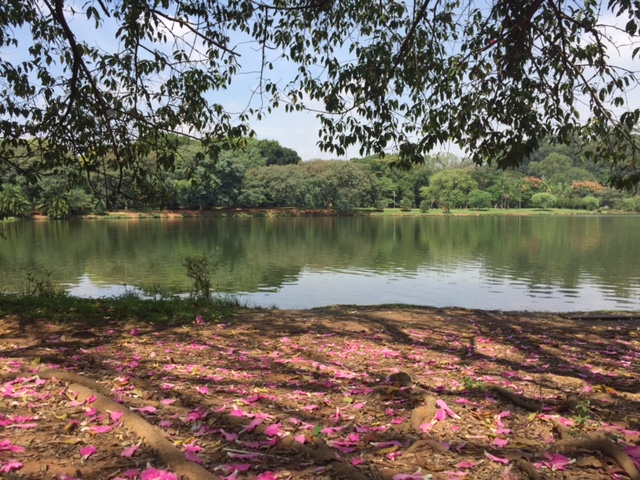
[1,306,640,479]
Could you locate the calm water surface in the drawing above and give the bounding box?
[1,215,639,311]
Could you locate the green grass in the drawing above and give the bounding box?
[0,293,242,327]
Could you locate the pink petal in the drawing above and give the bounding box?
[392,475,430,480]
[257,473,277,480]
[140,468,178,480]
[135,406,157,414]
[216,464,252,475]
[110,411,124,422]
[0,440,25,452]
[80,445,97,458]
[264,423,281,437]
[626,445,640,460]
[436,399,461,419]
[484,451,509,464]
[457,461,477,469]
[185,450,203,464]
[121,445,139,458]
[0,460,23,473]
[541,452,571,471]
[420,421,435,432]
[243,418,263,432]
[493,438,509,448]
[220,430,239,442]
[90,425,112,434]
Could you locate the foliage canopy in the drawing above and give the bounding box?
[1,0,640,193]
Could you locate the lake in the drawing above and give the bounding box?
[1,215,639,311]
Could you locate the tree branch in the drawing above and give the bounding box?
[148,9,240,57]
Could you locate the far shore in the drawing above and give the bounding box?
[10,206,638,221]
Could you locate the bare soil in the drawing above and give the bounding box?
[1,306,640,479]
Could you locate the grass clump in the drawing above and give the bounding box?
[0,294,239,328]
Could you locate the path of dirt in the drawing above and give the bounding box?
[1,306,639,479]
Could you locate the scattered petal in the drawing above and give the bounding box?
[80,445,97,459]
[121,445,139,458]
[484,451,509,464]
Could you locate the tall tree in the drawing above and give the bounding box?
[2,0,640,193]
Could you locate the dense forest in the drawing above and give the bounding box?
[1,137,639,219]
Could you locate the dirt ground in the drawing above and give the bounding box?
[1,306,640,480]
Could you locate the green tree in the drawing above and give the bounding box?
[255,140,301,166]
[2,0,640,192]
[528,153,573,180]
[420,169,478,212]
[0,185,31,218]
[531,192,558,209]
[38,194,71,219]
[467,190,493,210]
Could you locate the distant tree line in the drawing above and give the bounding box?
[1,137,639,219]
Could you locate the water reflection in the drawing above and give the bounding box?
[1,215,639,310]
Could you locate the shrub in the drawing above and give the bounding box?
[531,192,557,209]
[18,270,64,298]
[615,197,640,212]
[184,254,212,300]
[399,198,413,211]
[0,185,31,218]
[580,196,600,211]
[92,201,108,216]
[374,199,386,212]
[419,200,430,213]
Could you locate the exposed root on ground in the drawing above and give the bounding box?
[552,425,640,480]
[489,386,541,412]
[65,382,217,480]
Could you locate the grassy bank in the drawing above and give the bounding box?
[0,294,241,327]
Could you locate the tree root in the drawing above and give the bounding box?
[489,386,540,411]
[409,395,437,433]
[555,432,640,480]
[224,414,369,480]
[36,367,111,395]
[515,458,542,480]
[66,383,217,480]
[405,438,451,455]
[34,367,155,406]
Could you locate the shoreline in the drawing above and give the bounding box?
[8,206,637,221]
[1,295,638,326]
